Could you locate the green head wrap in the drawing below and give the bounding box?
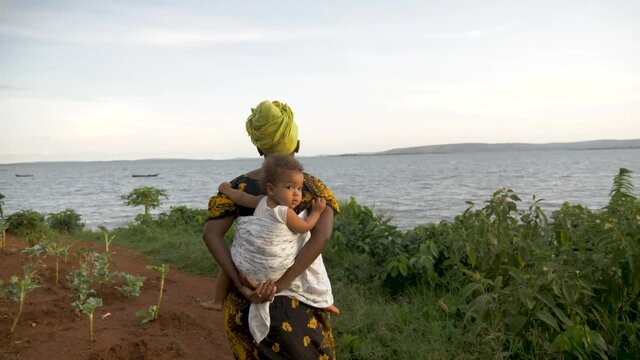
[246,100,298,155]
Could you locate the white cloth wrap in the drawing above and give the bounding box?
[231,208,334,343]
[231,215,298,283]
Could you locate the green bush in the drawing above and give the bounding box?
[326,198,400,285]
[47,209,85,233]
[6,210,46,245]
[329,168,640,359]
[154,206,207,232]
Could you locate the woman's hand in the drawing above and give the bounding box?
[218,182,233,193]
[239,279,277,303]
[311,198,326,213]
[240,271,258,289]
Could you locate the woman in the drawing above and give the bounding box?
[202,100,339,359]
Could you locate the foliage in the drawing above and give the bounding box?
[68,262,96,310]
[135,305,158,324]
[78,297,103,341]
[5,265,40,333]
[116,273,146,298]
[67,250,116,308]
[46,208,85,233]
[137,264,169,323]
[327,168,640,359]
[92,252,115,286]
[121,186,168,217]
[6,209,46,245]
[23,238,72,284]
[97,225,115,252]
[154,205,208,232]
[326,198,400,285]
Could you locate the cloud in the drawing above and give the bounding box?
[127,28,332,46]
[425,22,514,39]
[0,84,29,92]
[0,5,333,46]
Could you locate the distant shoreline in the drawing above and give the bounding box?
[2,139,639,165]
[338,139,640,157]
[337,145,640,157]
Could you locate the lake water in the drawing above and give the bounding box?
[1,149,639,230]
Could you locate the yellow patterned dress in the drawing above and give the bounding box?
[207,173,339,360]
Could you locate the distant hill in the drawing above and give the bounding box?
[365,139,640,156]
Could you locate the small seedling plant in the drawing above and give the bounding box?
[116,272,146,298]
[97,225,115,253]
[68,262,96,310]
[6,265,40,333]
[136,264,169,323]
[0,219,7,252]
[78,297,103,342]
[48,241,71,285]
[22,239,72,285]
[92,252,114,287]
[21,242,47,265]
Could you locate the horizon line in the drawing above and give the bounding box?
[1,138,639,166]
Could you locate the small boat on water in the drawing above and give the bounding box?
[15,174,34,177]
[132,174,159,178]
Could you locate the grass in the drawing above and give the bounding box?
[75,223,219,277]
[332,282,479,359]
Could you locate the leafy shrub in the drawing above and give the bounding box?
[154,205,207,232]
[47,209,85,233]
[326,198,400,284]
[6,210,46,245]
[331,169,640,359]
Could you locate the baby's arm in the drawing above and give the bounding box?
[218,182,261,208]
[285,198,326,233]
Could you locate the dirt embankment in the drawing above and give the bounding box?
[0,234,233,360]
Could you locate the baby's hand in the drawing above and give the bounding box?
[218,182,232,193]
[311,198,327,213]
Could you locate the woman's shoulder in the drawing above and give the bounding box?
[301,173,340,213]
[230,173,262,195]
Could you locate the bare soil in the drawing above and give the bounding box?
[0,234,234,360]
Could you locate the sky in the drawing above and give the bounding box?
[1,0,639,163]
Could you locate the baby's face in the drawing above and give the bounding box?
[269,170,304,208]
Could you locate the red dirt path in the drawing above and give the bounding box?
[0,234,234,360]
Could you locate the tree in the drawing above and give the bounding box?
[121,187,168,216]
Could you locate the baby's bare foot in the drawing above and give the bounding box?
[325,304,341,316]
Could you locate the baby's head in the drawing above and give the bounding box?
[261,154,304,208]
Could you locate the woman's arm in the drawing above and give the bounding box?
[275,206,334,292]
[202,217,243,288]
[202,217,276,303]
[219,182,261,208]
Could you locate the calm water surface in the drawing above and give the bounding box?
[1,149,638,230]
